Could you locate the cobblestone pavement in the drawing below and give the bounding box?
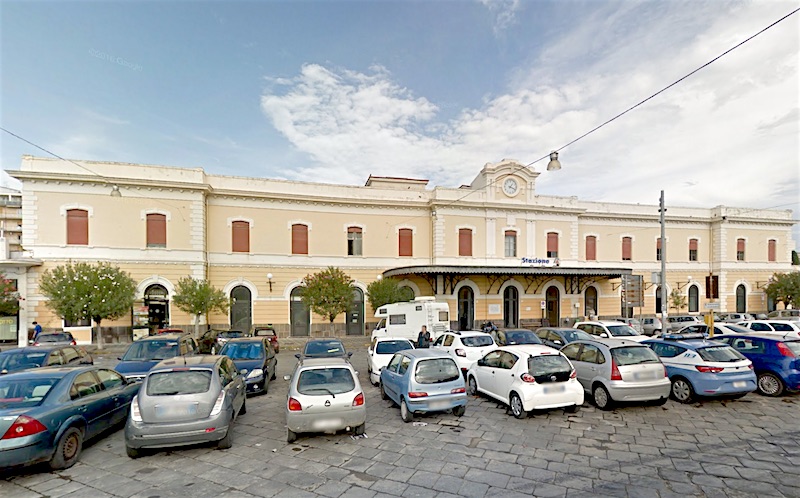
[2,339,799,498]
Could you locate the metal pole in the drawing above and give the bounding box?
[660,190,668,329]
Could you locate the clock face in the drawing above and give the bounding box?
[503,178,518,196]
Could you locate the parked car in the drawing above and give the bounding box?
[219,337,277,395]
[642,333,756,403]
[641,317,663,336]
[0,366,139,469]
[561,338,670,410]
[380,348,467,422]
[718,313,755,323]
[767,309,800,321]
[492,329,543,347]
[156,328,184,335]
[198,329,248,354]
[736,320,800,338]
[535,327,593,349]
[713,334,800,396]
[125,355,246,457]
[253,326,280,353]
[674,323,754,338]
[613,318,644,334]
[573,321,649,342]
[466,345,583,418]
[115,333,198,382]
[30,332,76,346]
[665,315,704,332]
[432,330,496,377]
[285,356,365,442]
[300,339,351,359]
[367,337,415,386]
[0,346,92,374]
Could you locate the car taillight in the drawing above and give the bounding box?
[777,342,796,357]
[696,365,724,373]
[352,393,364,406]
[570,369,577,379]
[130,397,142,422]
[610,360,622,381]
[455,349,466,357]
[209,391,225,416]
[32,342,40,346]
[748,364,754,370]
[520,373,536,383]
[1,415,47,440]
[451,387,466,394]
[288,397,302,411]
[407,392,428,398]
[663,365,668,378]
[70,340,77,345]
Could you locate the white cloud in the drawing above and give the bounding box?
[478,0,522,37]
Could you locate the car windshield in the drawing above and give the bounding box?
[0,351,48,370]
[562,330,593,342]
[696,346,747,363]
[297,367,355,395]
[376,340,413,355]
[147,369,212,396]
[304,340,345,357]
[461,335,494,347]
[504,331,541,345]
[0,376,60,408]
[220,342,264,360]
[771,323,795,332]
[414,358,460,384]
[527,355,572,376]
[122,340,179,361]
[783,341,800,356]
[720,324,751,334]
[607,325,639,337]
[37,334,71,343]
[611,346,660,365]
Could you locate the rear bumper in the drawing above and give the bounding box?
[521,381,584,411]
[125,410,232,449]
[407,393,467,414]
[690,372,757,396]
[286,407,366,434]
[607,378,671,402]
[0,435,52,468]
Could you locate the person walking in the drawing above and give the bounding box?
[32,321,43,341]
[417,325,431,348]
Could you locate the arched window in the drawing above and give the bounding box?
[585,287,598,318]
[736,285,747,313]
[688,285,699,313]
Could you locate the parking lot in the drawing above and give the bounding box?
[2,339,800,498]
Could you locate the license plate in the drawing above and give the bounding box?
[155,404,197,417]
[634,371,655,380]
[312,418,342,430]
[543,384,566,394]
[733,381,747,388]
[428,400,451,410]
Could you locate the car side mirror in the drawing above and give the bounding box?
[117,356,123,360]
[347,352,353,358]
[600,333,609,338]
[477,359,485,367]
[554,340,563,345]
[283,375,291,381]
[295,353,301,360]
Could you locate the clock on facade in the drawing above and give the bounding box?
[503,178,519,196]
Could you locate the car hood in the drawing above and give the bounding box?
[232,359,263,373]
[114,360,159,376]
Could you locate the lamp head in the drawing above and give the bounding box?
[110,185,122,197]
[267,273,273,280]
[546,151,561,171]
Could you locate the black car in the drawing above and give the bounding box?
[0,346,93,374]
[219,338,277,394]
[198,329,248,354]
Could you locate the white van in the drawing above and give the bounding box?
[372,297,450,342]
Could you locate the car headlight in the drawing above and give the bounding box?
[246,368,264,379]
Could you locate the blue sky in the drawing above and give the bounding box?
[1,0,798,245]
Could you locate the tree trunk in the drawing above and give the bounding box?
[95,319,104,350]
[194,314,201,339]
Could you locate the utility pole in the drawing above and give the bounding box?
[660,191,668,328]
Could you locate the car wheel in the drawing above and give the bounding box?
[671,377,695,404]
[287,428,298,443]
[240,397,247,415]
[271,365,277,381]
[217,417,234,449]
[653,396,669,406]
[452,405,466,417]
[353,423,366,436]
[380,382,388,400]
[400,397,413,423]
[49,426,83,470]
[125,445,141,459]
[467,376,478,396]
[509,392,526,419]
[592,384,614,411]
[757,372,785,397]
[565,404,581,414]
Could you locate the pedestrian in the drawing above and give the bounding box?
[33,321,42,340]
[417,325,431,348]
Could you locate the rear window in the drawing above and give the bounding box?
[414,358,460,384]
[147,370,212,396]
[376,340,413,355]
[0,377,60,408]
[218,331,245,339]
[220,342,264,360]
[527,355,572,377]
[784,341,800,356]
[696,346,747,363]
[461,335,494,347]
[611,346,660,366]
[297,367,355,395]
[37,334,71,342]
[771,323,795,332]
[0,351,47,370]
[607,325,638,337]
[122,340,179,361]
[304,341,345,357]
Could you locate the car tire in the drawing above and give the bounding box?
[49,426,83,470]
[271,365,277,381]
[653,396,669,406]
[217,417,234,449]
[467,376,478,396]
[757,372,785,397]
[592,384,614,411]
[452,405,466,417]
[671,377,695,404]
[287,428,298,443]
[380,382,388,400]
[125,445,141,459]
[509,392,526,419]
[240,397,247,415]
[565,404,581,414]
[354,423,366,436]
[400,397,413,423]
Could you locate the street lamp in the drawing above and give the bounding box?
[546,152,562,171]
[267,273,273,292]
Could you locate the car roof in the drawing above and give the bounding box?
[138,333,185,341]
[577,321,627,326]
[716,333,799,342]
[501,329,535,333]
[0,365,95,379]
[298,357,353,369]
[400,348,456,359]
[0,346,64,354]
[536,327,578,332]
[571,337,648,348]
[449,330,491,337]
[501,345,563,357]
[151,355,221,371]
[224,337,265,344]
[644,337,725,349]
[374,336,414,342]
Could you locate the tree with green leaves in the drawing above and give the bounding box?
[0,273,21,316]
[366,277,414,311]
[172,277,229,337]
[765,272,800,309]
[302,267,354,333]
[39,262,136,349]
[669,288,686,312]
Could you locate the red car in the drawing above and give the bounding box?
[254,326,279,353]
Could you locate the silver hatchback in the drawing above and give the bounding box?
[561,338,670,410]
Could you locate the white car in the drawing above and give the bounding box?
[736,320,800,338]
[466,345,584,418]
[367,337,415,386]
[574,321,649,342]
[432,331,496,377]
[672,322,753,337]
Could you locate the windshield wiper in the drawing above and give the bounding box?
[305,387,336,397]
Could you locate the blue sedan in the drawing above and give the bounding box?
[713,333,800,396]
[0,366,139,470]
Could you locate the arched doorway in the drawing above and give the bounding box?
[767,295,776,313]
[290,287,310,337]
[346,288,364,336]
[545,286,560,327]
[458,287,474,331]
[503,286,519,328]
[230,286,252,332]
[585,287,598,319]
[655,286,663,314]
[736,284,747,313]
[688,285,699,313]
[145,284,169,331]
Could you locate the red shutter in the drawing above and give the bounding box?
[657,238,662,250]
[547,232,558,255]
[292,224,308,255]
[737,239,745,252]
[398,229,413,257]
[689,239,698,251]
[459,229,472,257]
[348,227,361,234]
[768,240,776,262]
[622,237,632,260]
[585,236,596,261]
[66,209,88,245]
[146,214,167,247]
[232,221,249,253]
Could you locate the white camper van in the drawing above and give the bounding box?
[372,297,450,341]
